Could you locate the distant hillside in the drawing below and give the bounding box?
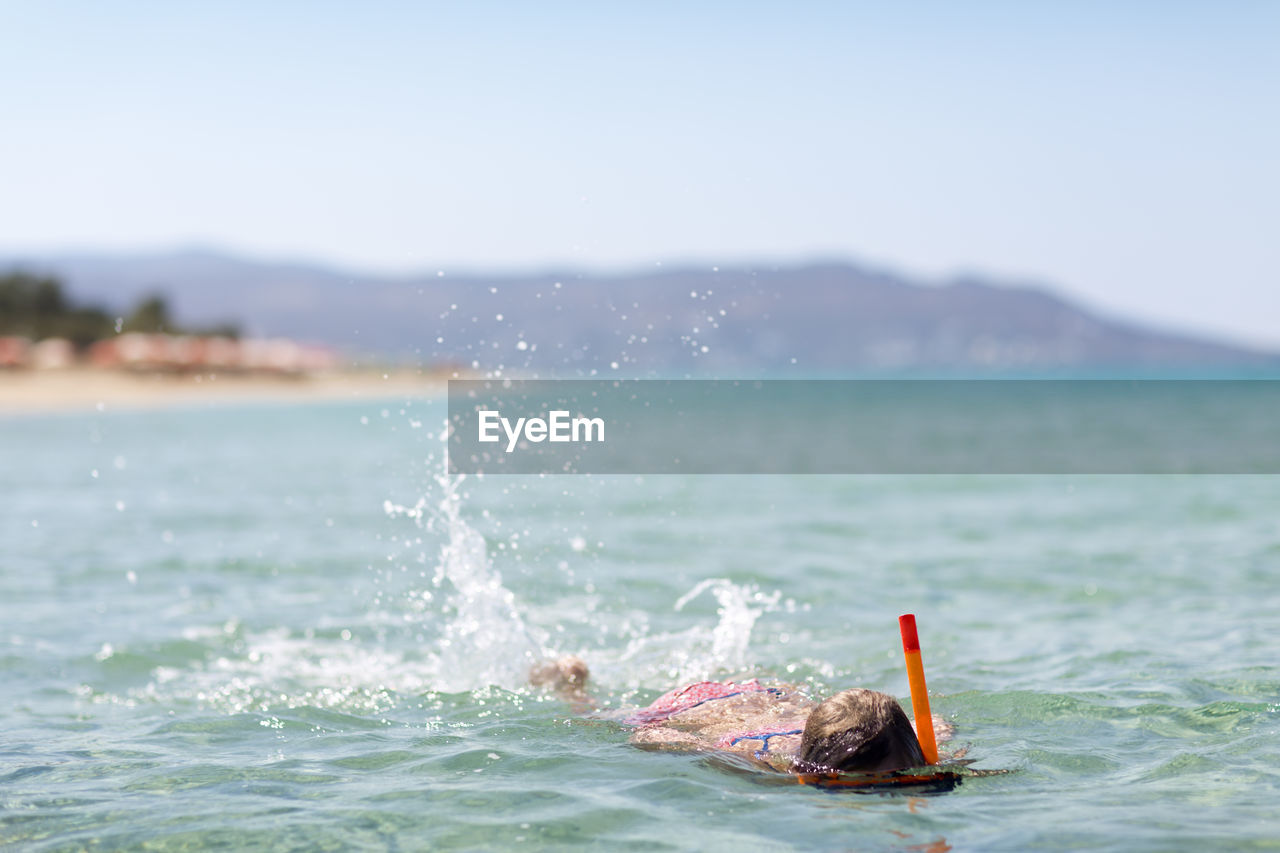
[3,249,1276,373]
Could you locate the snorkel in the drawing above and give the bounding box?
[795,615,988,789]
[898,613,938,764]
[794,615,965,789]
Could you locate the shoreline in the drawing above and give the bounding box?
[0,368,448,415]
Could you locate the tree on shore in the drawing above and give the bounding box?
[0,271,240,346]
[0,272,113,347]
[122,295,173,334]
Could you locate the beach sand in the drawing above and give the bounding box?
[0,368,448,414]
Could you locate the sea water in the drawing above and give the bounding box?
[2,396,1277,850]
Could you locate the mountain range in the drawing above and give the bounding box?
[3,249,1275,373]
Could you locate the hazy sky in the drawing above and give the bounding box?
[2,1,1277,346]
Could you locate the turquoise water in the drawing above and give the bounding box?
[2,397,1278,850]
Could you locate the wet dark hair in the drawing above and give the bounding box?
[796,688,926,774]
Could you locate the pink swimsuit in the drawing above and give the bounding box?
[624,679,782,725]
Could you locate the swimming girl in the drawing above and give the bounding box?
[530,655,954,776]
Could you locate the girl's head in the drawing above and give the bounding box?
[797,688,925,774]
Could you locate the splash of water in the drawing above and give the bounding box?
[416,473,547,691]
[673,577,780,681]
[106,473,549,713]
[605,577,781,688]
[107,471,781,712]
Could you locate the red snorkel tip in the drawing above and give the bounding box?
[899,614,920,652]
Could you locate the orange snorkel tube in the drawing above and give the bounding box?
[899,613,938,765]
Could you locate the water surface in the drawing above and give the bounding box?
[2,397,1277,850]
